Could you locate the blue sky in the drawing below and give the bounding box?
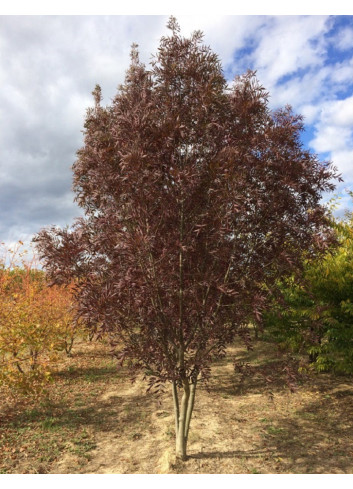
[1,14,353,253]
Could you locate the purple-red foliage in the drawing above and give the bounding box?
[34,22,339,389]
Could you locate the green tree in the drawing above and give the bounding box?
[263,206,353,374]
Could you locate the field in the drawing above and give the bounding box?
[1,336,353,474]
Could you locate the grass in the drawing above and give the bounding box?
[0,337,353,474]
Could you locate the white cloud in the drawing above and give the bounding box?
[177,15,265,69]
[300,104,321,124]
[270,65,331,109]
[329,57,353,84]
[318,96,353,127]
[309,96,353,181]
[335,26,353,51]
[311,125,352,153]
[250,16,330,88]
[328,150,353,181]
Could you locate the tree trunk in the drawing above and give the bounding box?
[173,379,197,461]
[185,380,197,440]
[172,380,179,440]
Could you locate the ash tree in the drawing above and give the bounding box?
[34,18,339,460]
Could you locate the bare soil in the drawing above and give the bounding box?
[1,337,353,474]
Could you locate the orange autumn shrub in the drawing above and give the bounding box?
[0,242,82,397]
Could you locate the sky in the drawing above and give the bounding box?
[1,13,353,253]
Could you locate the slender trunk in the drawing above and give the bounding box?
[173,379,197,460]
[65,335,75,356]
[172,380,179,438]
[184,379,197,440]
[175,380,190,460]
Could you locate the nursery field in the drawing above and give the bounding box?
[1,337,353,474]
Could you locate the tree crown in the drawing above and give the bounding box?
[34,19,339,388]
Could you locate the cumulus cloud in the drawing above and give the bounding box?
[318,96,353,127]
[178,15,266,70]
[311,125,352,153]
[250,16,329,86]
[309,96,353,183]
[329,56,353,85]
[334,26,353,51]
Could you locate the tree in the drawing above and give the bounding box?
[34,17,339,460]
[0,242,81,397]
[263,204,353,374]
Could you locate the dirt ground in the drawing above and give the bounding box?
[1,338,353,474]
